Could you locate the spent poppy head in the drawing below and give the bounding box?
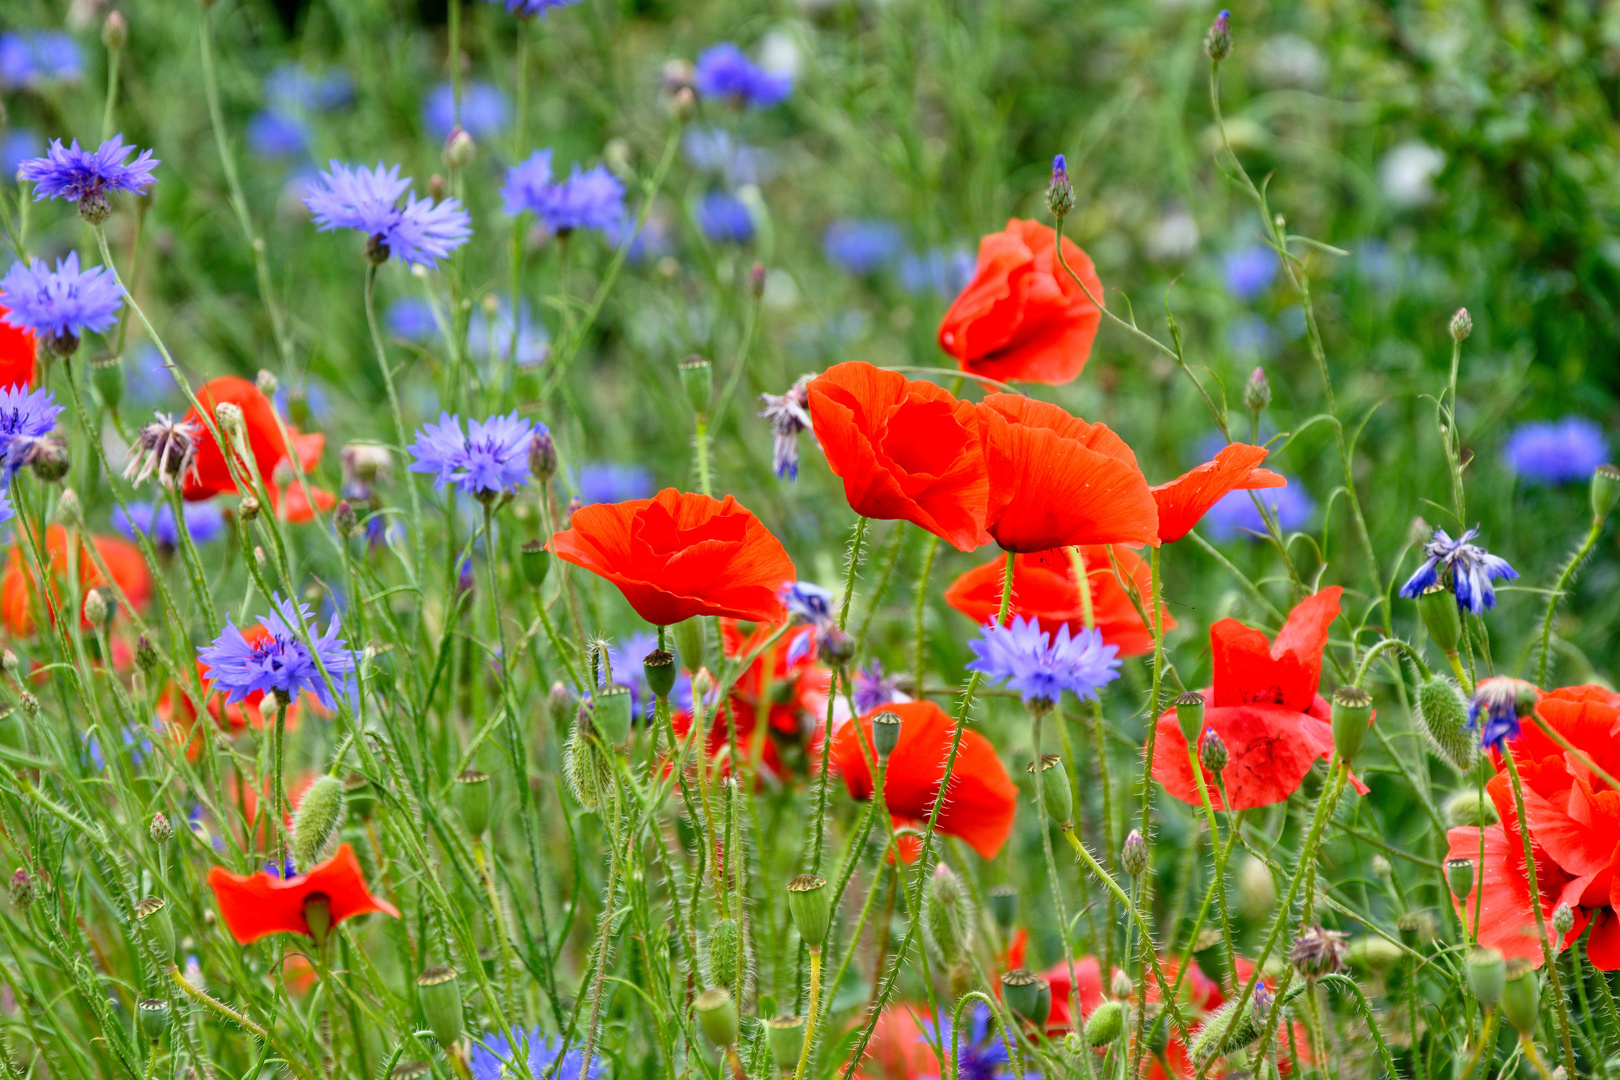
[938,218,1104,386]
[550,488,796,626]
[976,394,1157,552]
[207,843,399,945]
[806,362,990,552]
[1151,442,1285,543]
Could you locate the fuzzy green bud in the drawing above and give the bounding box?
[1244,366,1271,412]
[672,617,705,673]
[695,987,740,1047]
[416,966,462,1048]
[1416,584,1462,656]
[706,916,741,991]
[1418,677,1477,773]
[1173,691,1205,744]
[871,710,902,762]
[1443,790,1496,829]
[1190,992,1266,1064]
[1592,464,1620,521]
[767,1016,805,1072]
[1449,307,1472,342]
[519,540,551,588]
[564,715,613,810]
[150,812,173,845]
[291,775,346,871]
[1499,959,1540,1035]
[680,356,713,416]
[137,998,170,1042]
[1465,947,1506,1007]
[1346,936,1402,973]
[135,896,174,960]
[923,862,974,969]
[788,874,831,949]
[644,649,676,698]
[1085,1000,1125,1046]
[1028,754,1073,829]
[453,769,493,838]
[1551,903,1575,936]
[1330,686,1373,764]
[1121,829,1148,877]
[593,685,633,746]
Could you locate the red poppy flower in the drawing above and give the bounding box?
[827,700,1016,861]
[208,843,399,945]
[976,395,1158,552]
[1151,588,1368,811]
[551,488,796,626]
[806,362,990,551]
[1151,443,1285,544]
[181,377,326,504]
[0,525,152,635]
[0,309,35,390]
[944,545,1172,657]
[938,219,1104,386]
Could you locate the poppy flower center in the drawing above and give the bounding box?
[878,397,968,479]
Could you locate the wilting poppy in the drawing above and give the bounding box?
[0,525,152,635]
[1151,588,1368,811]
[1151,443,1284,544]
[181,376,327,507]
[208,843,399,945]
[551,488,796,626]
[0,309,35,390]
[806,361,989,552]
[944,546,1172,657]
[938,218,1104,386]
[976,394,1157,553]
[828,700,1016,861]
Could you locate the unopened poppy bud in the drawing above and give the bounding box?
[1466,946,1506,1007]
[1419,677,1476,773]
[56,487,82,528]
[150,812,172,845]
[1190,994,1266,1065]
[416,966,463,1047]
[593,685,633,745]
[695,987,740,1047]
[1416,584,1462,656]
[788,873,831,949]
[1591,464,1620,521]
[1028,754,1072,829]
[706,916,741,990]
[443,128,477,169]
[333,500,360,538]
[817,626,855,668]
[1330,686,1373,763]
[102,10,129,51]
[291,775,345,870]
[1244,366,1271,412]
[1204,9,1232,61]
[767,1016,805,1071]
[1199,728,1228,774]
[1121,829,1148,877]
[453,769,492,838]
[1173,692,1205,744]
[1347,936,1401,972]
[871,711,902,762]
[1085,1000,1125,1046]
[1499,959,1540,1034]
[138,997,169,1042]
[1238,854,1276,920]
[239,495,261,521]
[644,649,676,698]
[672,618,705,673]
[750,261,767,298]
[30,437,70,482]
[923,863,974,969]
[1552,903,1575,935]
[519,540,551,587]
[988,884,1018,931]
[135,896,174,959]
[1372,854,1392,881]
[691,667,714,700]
[83,588,109,629]
[90,353,124,409]
[1046,154,1074,219]
[528,429,558,481]
[680,356,713,416]
[255,369,278,397]
[9,869,32,910]
[1444,791,1496,829]
[1001,969,1042,1024]
[1449,307,1472,342]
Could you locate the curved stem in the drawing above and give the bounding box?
[1352,638,1432,686]
[1536,515,1603,685]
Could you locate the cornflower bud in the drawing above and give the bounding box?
[213,402,245,444]
[333,500,360,538]
[291,775,346,870]
[1085,1000,1125,1046]
[416,966,463,1047]
[1449,307,1472,342]
[82,588,109,630]
[56,488,83,529]
[871,710,902,762]
[135,635,159,673]
[1372,854,1392,881]
[1199,728,1228,774]
[1331,686,1373,763]
[10,868,32,911]
[1046,154,1074,219]
[443,128,477,169]
[529,429,558,482]
[102,11,128,51]
[1173,691,1205,744]
[1499,959,1540,1035]
[519,540,551,588]
[1592,464,1620,521]
[239,495,261,521]
[1109,970,1133,1001]
[1465,946,1505,1007]
[453,769,492,838]
[29,437,70,482]
[695,988,740,1047]
[817,626,855,668]
[1552,903,1575,935]
[255,369,278,397]
[1028,754,1073,829]
[1290,924,1348,979]
[19,692,39,717]
[150,812,172,845]
[1204,10,1232,61]
[750,261,767,298]
[1244,366,1271,412]
[788,874,830,949]
[1121,829,1148,877]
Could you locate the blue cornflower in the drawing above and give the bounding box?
[967,615,1121,707]
[488,0,583,15]
[854,661,902,714]
[0,488,14,527]
[387,297,438,342]
[1400,526,1518,616]
[470,1028,605,1080]
[246,111,311,158]
[824,219,904,275]
[112,501,226,548]
[502,150,626,235]
[917,1002,1017,1080]
[783,580,848,666]
[697,190,755,244]
[407,412,535,499]
[1202,479,1314,541]
[0,31,81,91]
[783,581,835,628]
[1226,313,1279,359]
[694,42,792,108]
[0,253,124,348]
[1,130,42,184]
[900,247,977,298]
[1223,244,1278,302]
[424,80,510,140]
[1502,417,1608,485]
[303,162,472,268]
[1469,677,1539,751]
[265,64,354,112]
[577,462,654,505]
[467,298,550,368]
[0,385,63,483]
[601,632,694,720]
[758,374,813,480]
[195,595,359,712]
[19,136,159,212]
[682,126,773,187]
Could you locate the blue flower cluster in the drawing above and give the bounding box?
[967,615,1121,706]
[1400,526,1518,616]
[112,501,226,549]
[470,1028,605,1080]
[488,0,584,15]
[503,150,627,235]
[19,135,158,205]
[424,81,510,141]
[0,252,126,342]
[1202,478,1314,541]
[1502,416,1608,485]
[407,412,537,499]
[0,31,81,91]
[823,219,904,276]
[249,64,354,160]
[576,462,654,505]
[196,595,359,712]
[694,42,792,108]
[697,190,755,244]
[304,162,472,267]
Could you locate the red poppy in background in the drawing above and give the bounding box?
[551,488,796,626]
[938,219,1104,386]
[828,700,1016,861]
[0,525,152,635]
[1152,443,1285,543]
[1151,588,1368,811]
[806,362,989,551]
[0,309,35,390]
[944,545,1172,657]
[208,843,398,944]
[181,377,328,511]
[976,394,1158,552]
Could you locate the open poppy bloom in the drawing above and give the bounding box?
[1447,683,1620,969]
[181,377,329,517]
[826,700,1016,862]
[806,362,990,551]
[976,394,1158,552]
[0,309,35,390]
[938,218,1104,386]
[1151,443,1285,543]
[1151,588,1368,811]
[944,546,1172,657]
[0,525,152,635]
[551,488,796,626]
[208,843,399,945]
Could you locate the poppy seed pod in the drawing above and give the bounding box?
[91,353,124,410]
[135,896,175,959]
[1465,947,1506,1007]
[1499,960,1540,1035]
[137,998,170,1042]
[1416,584,1462,656]
[1199,728,1228,775]
[1418,677,1477,773]
[695,987,740,1047]
[871,711,902,761]
[1330,686,1373,764]
[787,874,830,949]
[672,618,706,673]
[416,966,462,1048]
[988,884,1018,931]
[1121,829,1148,878]
[593,686,634,746]
[518,540,551,588]
[453,770,492,838]
[291,775,346,871]
[644,649,676,698]
[1001,968,1042,1024]
[679,356,713,416]
[1174,692,1205,744]
[1028,754,1072,829]
[1031,979,1052,1029]
[1592,464,1620,521]
[1085,1000,1125,1046]
[767,1016,805,1072]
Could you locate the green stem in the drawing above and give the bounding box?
[792,948,821,1080]
[1536,515,1603,686]
[363,264,427,589]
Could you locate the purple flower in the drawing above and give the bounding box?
[577,462,653,505]
[424,81,509,140]
[126,345,177,406]
[1502,417,1608,485]
[247,111,311,158]
[610,211,677,264]
[823,219,903,275]
[694,42,792,108]
[502,150,626,234]
[407,412,536,498]
[0,31,81,91]
[19,136,158,212]
[470,1028,605,1080]
[265,64,354,112]
[758,375,813,480]
[967,614,1121,706]
[0,385,62,484]
[1223,245,1279,301]
[917,1002,1016,1080]
[196,595,359,712]
[1226,313,1279,359]
[0,252,124,342]
[488,0,583,16]
[697,190,754,244]
[683,126,773,187]
[0,489,14,527]
[387,298,438,342]
[1399,526,1518,616]
[1202,479,1314,541]
[112,501,226,548]
[900,247,977,298]
[854,661,902,714]
[303,162,471,268]
[1469,678,1539,751]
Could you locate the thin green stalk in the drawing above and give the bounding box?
[912,531,939,696]
[1536,515,1604,686]
[363,264,427,587]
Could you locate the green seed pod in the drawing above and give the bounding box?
[304,895,332,948]
[1417,585,1462,657]
[1001,969,1042,1025]
[416,966,463,1048]
[1031,979,1052,1030]
[923,863,974,970]
[91,353,124,411]
[1417,677,1477,773]
[680,356,714,416]
[871,711,902,762]
[644,649,677,699]
[1592,464,1620,521]
[1465,947,1506,1007]
[1027,754,1072,829]
[135,896,174,960]
[988,884,1018,932]
[594,686,633,746]
[453,770,492,838]
[1174,691,1205,744]
[137,998,170,1042]
[672,618,705,673]
[1085,1000,1125,1047]
[1330,686,1373,764]
[788,874,830,949]
[706,916,741,990]
[695,987,739,1047]
[1443,791,1497,829]
[291,775,346,871]
[519,540,551,588]
[766,1016,805,1072]
[1499,960,1541,1035]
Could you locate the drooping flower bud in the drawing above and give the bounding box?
[1443,791,1496,829]
[519,540,551,588]
[923,862,974,970]
[1591,464,1620,521]
[453,769,492,838]
[1330,686,1373,764]
[291,775,346,871]
[1244,366,1271,412]
[787,874,831,949]
[1418,677,1476,773]
[1203,10,1232,62]
[1199,728,1228,774]
[1237,855,1275,921]
[680,356,713,416]
[1190,991,1266,1064]
[1028,754,1073,829]
[1499,959,1540,1035]
[1046,154,1075,219]
[1174,691,1205,744]
[1121,829,1148,878]
[1465,946,1505,1007]
[593,686,633,746]
[1449,307,1472,342]
[988,884,1018,932]
[871,710,902,762]
[644,649,676,699]
[767,1016,805,1072]
[416,966,463,1048]
[563,715,613,810]
[1085,1000,1125,1046]
[695,987,740,1047]
[1346,936,1402,972]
